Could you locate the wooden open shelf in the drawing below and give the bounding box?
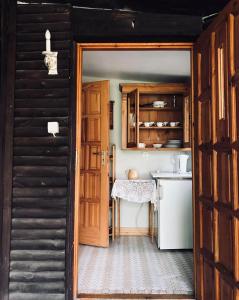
[139,126,183,130]
[139,107,181,111]
[126,147,191,152]
[120,83,191,150]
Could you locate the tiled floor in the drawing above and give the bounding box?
[78,236,194,296]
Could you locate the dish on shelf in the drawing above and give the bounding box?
[139,102,154,108]
[167,139,182,144]
[144,122,154,127]
[156,122,164,127]
[164,144,182,148]
[138,142,146,149]
[164,139,183,148]
[153,144,163,149]
[156,122,171,127]
[153,101,166,108]
[169,121,180,127]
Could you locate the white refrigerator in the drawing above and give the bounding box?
[154,174,193,250]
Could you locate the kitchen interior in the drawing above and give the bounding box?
[78,50,194,296]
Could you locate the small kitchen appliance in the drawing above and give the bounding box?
[175,154,189,173]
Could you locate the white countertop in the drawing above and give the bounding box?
[151,171,192,179]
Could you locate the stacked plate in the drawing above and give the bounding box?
[164,139,182,148]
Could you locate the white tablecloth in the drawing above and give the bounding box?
[111,179,158,208]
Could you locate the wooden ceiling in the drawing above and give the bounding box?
[72,0,229,17]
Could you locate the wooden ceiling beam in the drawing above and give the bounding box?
[72,0,228,16]
[72,8,202,42]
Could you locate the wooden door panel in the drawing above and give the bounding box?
[86,90,101,115]
[200,39,212,97]
[81,118,86,143]
[232,150,239,210]
[200,203,214,255]
[233,85,239,141]
[85,173,100,200]
[219,275,234,300]
[203,260,215,300]
[87,117,101,142]
[199,150,213,198]
[79,202,100,228]
[233,12,239,76]
[197,41,211,100]
[215,21,230,142]
[216,152,232,205]
[79,80,109,247]
[217,212,234,273]
[194,2,239,299]
[80,174,85,198]
[234,218,239,282]
[88,203,100,227]
[80,145,86,170]
[198,100,212,144]
[88,145,101,170]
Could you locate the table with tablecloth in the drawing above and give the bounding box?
[111,179,158,241]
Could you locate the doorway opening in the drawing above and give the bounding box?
[74,43,195,299]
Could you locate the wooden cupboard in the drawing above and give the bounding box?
[120,83,191,151]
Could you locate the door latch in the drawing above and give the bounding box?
[101,150,107,166]
[92,150,107,166]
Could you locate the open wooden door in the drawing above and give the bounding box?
[79,80,110,247]
[194,1,239,299]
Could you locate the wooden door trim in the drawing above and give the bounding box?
[74,42,195,299]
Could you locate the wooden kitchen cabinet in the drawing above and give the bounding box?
[120,83,191,151]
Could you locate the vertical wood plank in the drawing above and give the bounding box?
[0,1,16,299]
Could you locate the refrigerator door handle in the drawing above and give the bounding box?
[158,183,163,200]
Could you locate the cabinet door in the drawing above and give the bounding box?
[127,89,139,148]
[194,2,239,299]
[183,94,191,147]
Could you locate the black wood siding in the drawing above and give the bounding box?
[9,4,72,300]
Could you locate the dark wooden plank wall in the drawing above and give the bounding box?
[8,4,72,300]
[0,0,4,253]
[0,1,17,300]
[72,8,202,42]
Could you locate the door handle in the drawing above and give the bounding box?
[92,150,107,166]
[92,151,101,155]
[101,150,107,166]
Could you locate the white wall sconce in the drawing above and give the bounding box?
[42,30,58,75]
[47,122,59,137]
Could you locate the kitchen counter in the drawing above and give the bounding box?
[151,171,192,179]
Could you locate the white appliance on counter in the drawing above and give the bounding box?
[151,172,193,250]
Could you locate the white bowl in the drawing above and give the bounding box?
[156,122,164,127]
[169,122,180,127]
[153,144,163,149]
[153,101,166,108]
[138,143,146,148]
[144,122,154,127]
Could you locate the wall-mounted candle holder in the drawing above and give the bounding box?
[42,30,58,75]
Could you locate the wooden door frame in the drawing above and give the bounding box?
[73,42,195,299]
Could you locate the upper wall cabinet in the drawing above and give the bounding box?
[120,83,191,151]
